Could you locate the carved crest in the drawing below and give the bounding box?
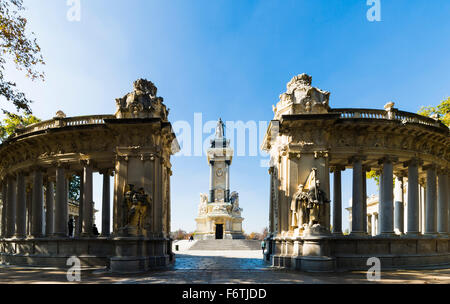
[115,78,169,120]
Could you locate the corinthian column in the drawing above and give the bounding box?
[54,165,68,237]
[6,176,16,238]
[332,166,344,235]
[394,173,405,235]
[45,179,55,236]
[437,171,448,235]
[14,172,27,238]
[31,169,44,238]
[403,159,420,236]
[379,157,395,236]
[100,169,111,237]
[81,161,93,237]
[424,165,437,235]
[1,181,7,237]
[350,157,364,235]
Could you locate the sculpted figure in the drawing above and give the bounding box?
[290,184,303,228]
[305,179,330,226]
[291,169,331,230]
[123,184,151,232]
[198,193,208,215]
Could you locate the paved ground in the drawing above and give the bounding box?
[0,250,449,284]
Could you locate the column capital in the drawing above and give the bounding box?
[362,165,371,172]
[29,165,45,172]
[377,156,398,165]
[422,163,437,171]
[403,158,423,168]
[348,155,366,164]
[53,161,70,170]
[330,165,345,173]
[99,168,114,176]
[79,159,94,168]
[394,171,407,178]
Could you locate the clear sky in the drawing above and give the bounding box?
[2,0,449,234]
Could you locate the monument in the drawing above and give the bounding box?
[262,73,449,271]
[194,119,244,240]
[0,78,179,273]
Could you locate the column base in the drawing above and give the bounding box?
[12,234,27,240]
[422,233,439,237]
[405,232,420,237]
[377,232,397,237]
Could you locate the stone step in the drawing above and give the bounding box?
[188,239,262,251]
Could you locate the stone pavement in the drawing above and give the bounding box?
[0,249,449,284]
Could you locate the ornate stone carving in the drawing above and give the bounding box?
[289,168,330,232]
[273,74,330,118]
[230,191,242,216]
[198,193,208,215]
[115,79,169,120]
[122,184,152,235]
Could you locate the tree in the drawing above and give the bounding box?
[0,111,40,140]
[0,0,45,114]
[69,175,80,202]
[418,97,450,127]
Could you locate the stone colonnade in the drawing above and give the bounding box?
[332,159,449,237]
[0,163,112,239]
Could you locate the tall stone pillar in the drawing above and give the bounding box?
[225,161,230,202]
[54,165,68,237]
[14,172,27,238]
[350,157,364,235]
[82,161,93,237]
[394,174,405,234]
[362,166,368,234]
[332,166,343,235]
[209,161,214,202]
[424,165,437,235]
[31,169,44,238]
[26,184,32,236]
[101,169,111,236]
[437,171,448,235]
[1,181,7,237]
[379,158,395,235]
[404,159,420,236]
[6,176,16,238]
[45,179,55,236]
[76,172,84,237]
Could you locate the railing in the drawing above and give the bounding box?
[13,114,116,138]
[331,108,446,129]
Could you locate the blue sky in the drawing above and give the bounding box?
[2,0,449,233]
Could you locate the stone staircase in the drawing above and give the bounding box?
[188,239,261,251]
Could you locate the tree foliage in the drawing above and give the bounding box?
[69,175,80,202]
[0,0,45,114]
[0,110,39,140]
[418,97,450,127]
